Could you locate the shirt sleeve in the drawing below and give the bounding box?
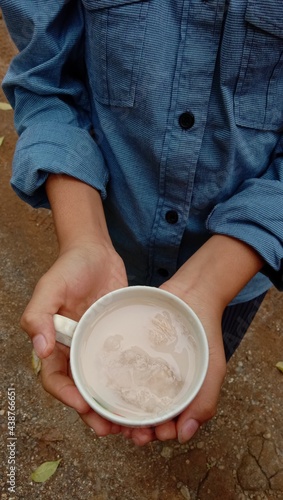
[1,0,108,208]
[207,135,283,290]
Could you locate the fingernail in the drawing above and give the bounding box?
[178,419,200,444]
[33,334,47,357]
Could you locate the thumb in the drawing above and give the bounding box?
[20,269,67,358]
[177,346,226,444]
[21,308,56,358]
[21,277,60,358]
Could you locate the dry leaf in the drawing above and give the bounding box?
[0,102,12,110]
[30,459,62,483]
[276,361,283,373]
[0,137,4,147]
[31,349,41,375]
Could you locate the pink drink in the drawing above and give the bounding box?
[79,297,198,420]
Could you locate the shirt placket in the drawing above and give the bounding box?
[148,0,227,286]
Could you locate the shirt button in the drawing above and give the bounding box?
[157,268,169,277]
[179,111,195,130]
[165,210,178,224]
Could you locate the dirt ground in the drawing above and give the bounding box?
[0,13,283,500]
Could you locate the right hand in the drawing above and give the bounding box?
[21,241,128,435]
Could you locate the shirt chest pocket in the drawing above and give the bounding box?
[235,0,283,131]
[82,0,150,107]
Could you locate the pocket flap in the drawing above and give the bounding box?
[245,0,283,38]
[82,0,148,11]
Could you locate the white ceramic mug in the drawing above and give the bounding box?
[54,286,209,427]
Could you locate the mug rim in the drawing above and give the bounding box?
[70,285,209,427]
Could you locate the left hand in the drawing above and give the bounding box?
[121,279,227,446]
[122,234,263,446]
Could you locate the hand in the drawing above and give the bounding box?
[20,175,137,436]
[127,281,226,446]
[21,241,128,436]
[127,235,263,446]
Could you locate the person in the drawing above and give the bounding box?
[1,0,282,446]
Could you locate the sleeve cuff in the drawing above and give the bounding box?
[11,122,109,208]
[206,182,283,290]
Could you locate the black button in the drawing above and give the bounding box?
[165,210,178,224]
[179,111,195,130]
[157,268,169,277]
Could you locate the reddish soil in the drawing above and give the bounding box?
[1,13,282,500]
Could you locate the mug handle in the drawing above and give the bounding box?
[53,314,78,347]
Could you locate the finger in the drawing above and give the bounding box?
[21,295,58,359]
[131,427,156,446]
[22,310,56,358]
[120,426,155,443]
[176,348,226,444]
[80,410,121,437]
[120,427,133,439]
[41,344,90,414]
[154,420,177,441]
[21,271,67,358]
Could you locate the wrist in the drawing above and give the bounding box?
[46,174,113,252]
[164,235,264,314]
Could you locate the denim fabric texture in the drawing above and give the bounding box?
[1,0,283,301]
